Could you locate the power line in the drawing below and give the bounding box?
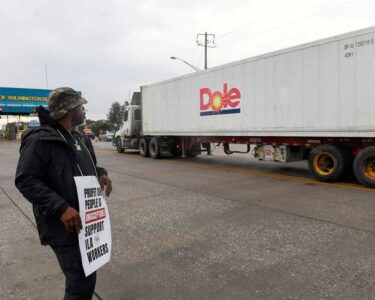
[216,0,303,40]
[218,0,357,47]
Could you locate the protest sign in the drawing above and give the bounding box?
[74,176,112,277]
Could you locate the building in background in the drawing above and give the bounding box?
[0,87,51,140]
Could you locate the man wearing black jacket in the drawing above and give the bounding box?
[15,87,112,300]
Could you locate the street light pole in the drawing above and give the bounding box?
[170,56,201,72]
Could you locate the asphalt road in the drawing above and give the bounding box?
[1,140,375,300]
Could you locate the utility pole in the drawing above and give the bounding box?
[196,32,216,69]
[45,64,49,89]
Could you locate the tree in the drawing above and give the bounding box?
[85,119,95,129]
[89,119,111,136]
[107,102,124,131]
[84,101,126,137]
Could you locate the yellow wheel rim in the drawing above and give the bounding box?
[313,152,335,176]
[364,158,375,180]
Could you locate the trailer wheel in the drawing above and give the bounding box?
[116,137,124,153]
[149,137,160,159]
[308,145,350,182]
[353,146,375,187]
[139,138,149,157]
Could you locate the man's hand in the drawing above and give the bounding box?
[99,175,112,197]
[60,207,82,234]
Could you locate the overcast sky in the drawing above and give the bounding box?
[0,0,374,120]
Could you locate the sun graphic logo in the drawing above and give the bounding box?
[210,92,224,113]
[0,95,6,100]
[200,83,241,116]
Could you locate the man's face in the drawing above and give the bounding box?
[71,105,86,126]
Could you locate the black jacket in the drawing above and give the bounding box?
[15,106,107,246]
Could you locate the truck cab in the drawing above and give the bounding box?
[116,105,142,139]
[114,92,142,152]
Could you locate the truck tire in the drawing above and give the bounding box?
[308,145,350,182]
[116,137,124,153]
[149,137,160,159]
[139,138,149,157]
[353,146,375,187]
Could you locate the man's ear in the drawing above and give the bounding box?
[66,110,75,120]
[57,111,73,129]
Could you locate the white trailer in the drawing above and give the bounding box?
[115,26,375,187]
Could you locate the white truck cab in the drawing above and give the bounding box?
[116,105,141,139]
[114,92,143,152]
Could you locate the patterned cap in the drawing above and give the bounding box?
[47,87,87,120]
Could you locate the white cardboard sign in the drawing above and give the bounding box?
[74,176,112,277]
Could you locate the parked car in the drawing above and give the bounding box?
[99,131,114,142]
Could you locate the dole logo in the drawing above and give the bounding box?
[200,83,241,116]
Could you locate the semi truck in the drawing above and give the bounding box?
[115,26,375,187]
